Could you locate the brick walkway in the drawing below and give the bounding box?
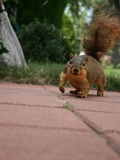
[0,83,120,160]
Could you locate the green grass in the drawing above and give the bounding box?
[104,65,120,91]
[0,62,64,85]
[0,62,120,92]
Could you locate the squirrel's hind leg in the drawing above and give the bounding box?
[96,80,105,96]
[76,88,89,98]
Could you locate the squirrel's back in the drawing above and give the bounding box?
[82,8,120,62]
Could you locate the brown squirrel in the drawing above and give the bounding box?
[59,8,120,98]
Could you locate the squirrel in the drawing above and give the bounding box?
[59,8,120,98]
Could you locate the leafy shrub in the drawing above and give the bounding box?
[17,19,71,63]
[104,66,120,91]
[62,14,79,54]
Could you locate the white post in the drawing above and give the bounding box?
[0,0,27,67]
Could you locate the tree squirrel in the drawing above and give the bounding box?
[59,9,120,98]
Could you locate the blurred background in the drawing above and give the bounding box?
[3,0,120,65]
[0,0,119,91]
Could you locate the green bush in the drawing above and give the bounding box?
[62,15,79,54]
[17,19,71,63]
[104,66,120,91]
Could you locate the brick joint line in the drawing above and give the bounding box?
[0,122,89,133]
[0,102,63,109]
[71,109,120,156]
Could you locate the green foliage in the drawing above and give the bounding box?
[0,62,64,85]
[12,0,110,31]
[17,19,71,63]
[43,0,67,28]
[62,14,79,53]
[104,66,120,91]
[17,0,67,29]
[17,0,43,25]
[105,75,120,91]
[7,0,111,31]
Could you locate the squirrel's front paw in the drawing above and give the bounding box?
[59,86,65,93]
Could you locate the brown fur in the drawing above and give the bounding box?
[83,8,120,61]
[59,8,120,98]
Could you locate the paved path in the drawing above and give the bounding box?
[0,83,120,160]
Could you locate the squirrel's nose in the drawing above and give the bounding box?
[73,68,78,73]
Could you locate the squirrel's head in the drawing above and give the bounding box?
[67,53,88,75]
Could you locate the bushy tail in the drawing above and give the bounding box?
[82,8,120,62]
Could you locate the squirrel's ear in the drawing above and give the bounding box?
[69,53,74,59]
[84,55,88,62]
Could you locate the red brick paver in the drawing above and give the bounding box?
[0,84,120,160]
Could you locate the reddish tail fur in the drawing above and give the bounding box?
[82,8,120,62]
